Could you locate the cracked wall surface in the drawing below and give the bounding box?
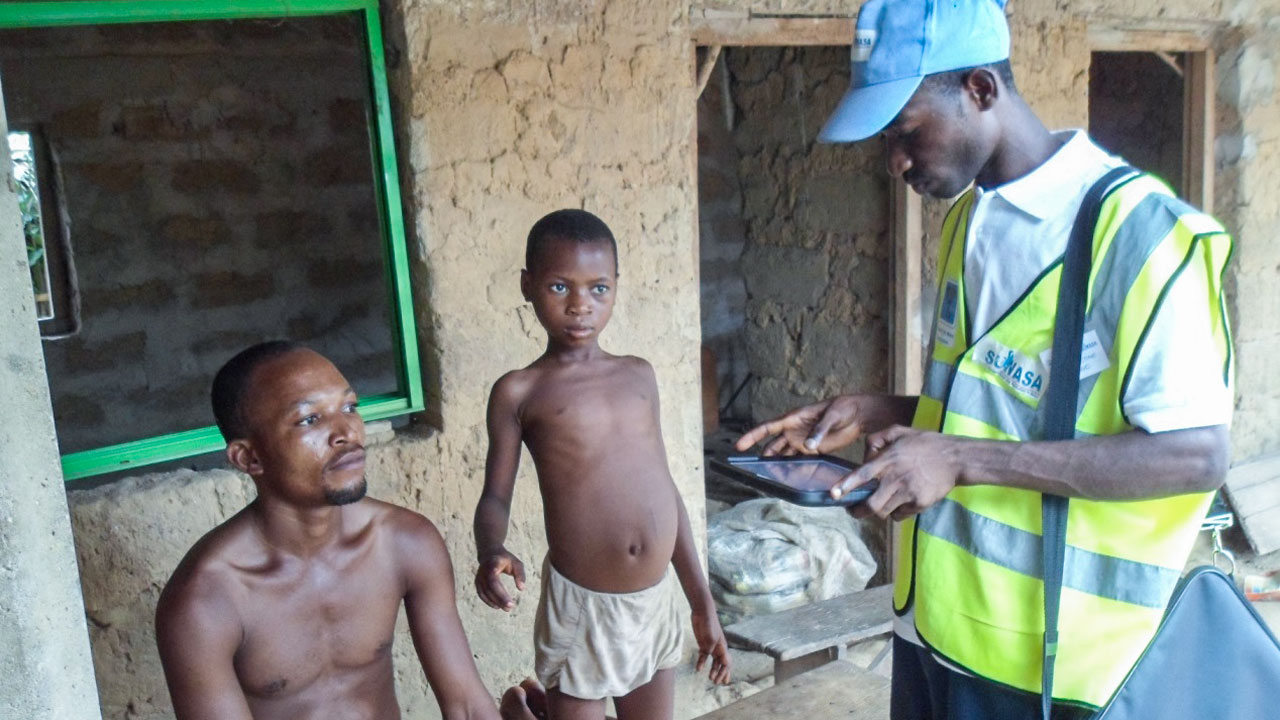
[726,46,890,424]
[64,2,738,719]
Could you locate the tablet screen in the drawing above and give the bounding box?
[729,459,851,493]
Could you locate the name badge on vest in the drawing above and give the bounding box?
[973,337,1048,401]
[936,280,959,347]
[1039,329,1112,380]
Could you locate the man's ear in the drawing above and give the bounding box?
[226,439,263,477]
[520,269,532,302]
[963,68,999,111]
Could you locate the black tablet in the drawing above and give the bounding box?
[708,455,877,507]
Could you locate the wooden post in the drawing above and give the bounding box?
[891,178,923,396]
[1182,50,1214,213]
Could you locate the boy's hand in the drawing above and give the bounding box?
[476,549,526,611]
[691,608,732,685]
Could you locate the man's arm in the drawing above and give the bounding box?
[399,513,502,720]
[474,374,526,610]
[155,572,253,720]
[838,424,1230,520]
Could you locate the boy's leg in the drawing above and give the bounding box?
[612,668,674,720]
[547,686,609,720]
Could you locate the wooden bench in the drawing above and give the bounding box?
[722,584,894,681]
[1224,453,1280,554]
[697,659,890,719]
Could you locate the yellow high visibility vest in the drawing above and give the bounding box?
[893,172,1234,708]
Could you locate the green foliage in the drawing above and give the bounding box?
[13,157,44,269]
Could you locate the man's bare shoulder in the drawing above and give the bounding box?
[359,499,450,569]
[156,509,259,631]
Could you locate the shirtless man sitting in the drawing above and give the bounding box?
[156,341,500,720]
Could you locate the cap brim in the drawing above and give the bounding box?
[818,74,924,143]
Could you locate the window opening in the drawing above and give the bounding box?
[0,1,421,481]
[8,130,54,320]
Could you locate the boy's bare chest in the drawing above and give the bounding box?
[233,557,400,699]
[522,377,655,435]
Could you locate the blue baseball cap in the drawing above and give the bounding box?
[818,0,1011,143]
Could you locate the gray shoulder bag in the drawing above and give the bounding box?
[1040,167,1280,720]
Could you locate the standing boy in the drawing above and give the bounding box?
[474,209,731,720]
[156,342,501,720]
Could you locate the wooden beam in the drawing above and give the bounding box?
[691,16,853,47]
[889,178,922,586]
[695,45,721,98]
[1087,26,1212,52]
[1182,50,1214,213]
[891,178,923,396]
[1223,454,1280,555]
[1153,50,1183,77]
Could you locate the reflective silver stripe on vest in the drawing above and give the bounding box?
[942,191,1183,438]
[1075,193,1182,421]
[923,359,953,402]
[918,498,1180,608]
[945,372,1037,439]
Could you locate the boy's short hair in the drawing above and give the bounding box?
[525,209,618,274]
[211,340,307,442]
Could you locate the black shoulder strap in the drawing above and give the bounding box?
[1041,165,1138,719]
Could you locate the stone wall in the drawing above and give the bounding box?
[0,17,395,454]
[728,46,891,423]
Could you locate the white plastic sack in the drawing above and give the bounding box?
[707,498,877,621]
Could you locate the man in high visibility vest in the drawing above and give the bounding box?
[735,1,1234,718]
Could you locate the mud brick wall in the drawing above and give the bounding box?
[697,56,751,422]
[0,17,396,454]
[727,46,891,423]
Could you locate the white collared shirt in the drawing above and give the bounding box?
[964,130,1231,433]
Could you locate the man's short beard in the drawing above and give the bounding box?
[325,478,368,506]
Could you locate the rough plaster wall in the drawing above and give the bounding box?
[0,19,395,453]
[61,1,740,716]
[396,0,731,714]
[1216,19,1280,461]
[0,78,102,720]
[697,58,750,421]
[705,1,1280,465]
[728,46,890,423]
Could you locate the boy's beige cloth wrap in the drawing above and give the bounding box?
[533,556,684,700]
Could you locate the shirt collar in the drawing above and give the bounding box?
[986,130,1115,220]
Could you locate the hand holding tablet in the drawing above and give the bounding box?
[708,455,878,507]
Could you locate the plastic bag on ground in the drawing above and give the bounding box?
[707,498,877,624]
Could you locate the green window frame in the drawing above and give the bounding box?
[0,0,423,481]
